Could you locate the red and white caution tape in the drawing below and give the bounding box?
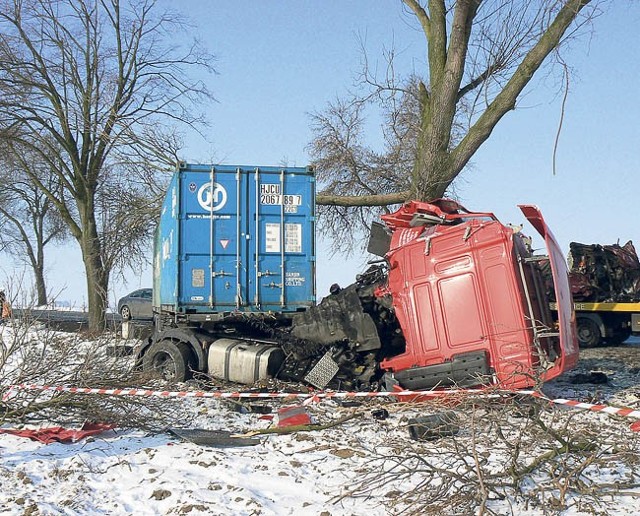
[4,384,640,430]
[3,383,478,400]
[541,396,640,421]
[518,389,640,427]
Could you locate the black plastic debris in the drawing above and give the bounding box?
[338,400,362,408]
[228,402,273,415]
[248,404,272,414]
[371,408,389,420]
[168,429,260,447]
[407,411,460,441]
[569,371,609,385]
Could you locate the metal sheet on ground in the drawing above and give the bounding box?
[167,428,260,447]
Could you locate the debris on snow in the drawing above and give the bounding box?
[167,428,260,447]
[0,422,115,444]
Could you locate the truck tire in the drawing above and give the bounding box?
[576,317,601,348]
[142,340,194,382]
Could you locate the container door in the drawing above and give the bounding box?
[209,167,246,308]
[247,168,315,311]
[179,167,246,309]
[249,168,285,309]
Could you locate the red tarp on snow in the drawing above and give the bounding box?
[276,405,312,427]
[0,422,114,444]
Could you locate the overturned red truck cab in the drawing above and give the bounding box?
[372,200,578,389]
[287,199,578,391]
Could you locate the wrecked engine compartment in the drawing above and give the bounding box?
[277,264,404,391]
[568,241,640,302]
[182,264,403,392]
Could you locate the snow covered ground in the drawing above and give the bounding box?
[1,325,640,515]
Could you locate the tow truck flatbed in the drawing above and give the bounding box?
[550,302,640,313]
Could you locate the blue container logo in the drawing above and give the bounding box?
[197,182,228,212]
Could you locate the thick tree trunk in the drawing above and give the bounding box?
[82,243,108,331]
[411,98,453,201]
[34,233,47,306]
[78,206,108,331]
[411,139,451,201]
[34,264,47,306]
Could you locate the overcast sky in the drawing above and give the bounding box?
[5,1,640,307]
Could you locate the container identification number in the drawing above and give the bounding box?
[260,184,302,207]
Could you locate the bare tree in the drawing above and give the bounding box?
[0,0,213,329]
[0,315,197,430]
[312,0,600,251]
[0,145,67,305]
[95,163,166,293]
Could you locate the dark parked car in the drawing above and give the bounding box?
[117,288,153,320]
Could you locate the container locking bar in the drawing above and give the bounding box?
[254,167,261,308]
[235,167,242,309]
[280,169,286,308]
[209,166,216,307]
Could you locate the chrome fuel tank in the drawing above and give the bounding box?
[207,338,284,385]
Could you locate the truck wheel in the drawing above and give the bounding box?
[142,340,194,382]
[576,317,601,348]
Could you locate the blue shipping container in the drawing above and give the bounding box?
[154,163,316,313]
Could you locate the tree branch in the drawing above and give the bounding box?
[403,0,431,38]
[449,0,592,180]
[317,190,410,207]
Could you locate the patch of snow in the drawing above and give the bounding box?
[2,325,640,514]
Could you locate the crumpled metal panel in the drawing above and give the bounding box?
[568,241,640,302]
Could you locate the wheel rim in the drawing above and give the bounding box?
[121,306,131,320]
[577,319,599,346]
[578,326,595,343]
[151,351,176,380]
